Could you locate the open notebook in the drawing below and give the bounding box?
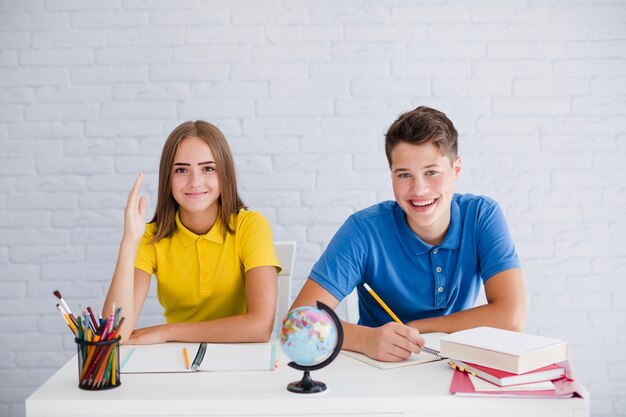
[120,342,276,373]
[341,332,446,369]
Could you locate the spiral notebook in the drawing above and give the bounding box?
[341,332,446,369]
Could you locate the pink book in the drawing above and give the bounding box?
[449,369,583,398]
[448,360,566,387]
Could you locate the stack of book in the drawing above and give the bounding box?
[439,327,582,398]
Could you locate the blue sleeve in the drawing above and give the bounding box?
[476,201,521,281]
[309,216,367,302]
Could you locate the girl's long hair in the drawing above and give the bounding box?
[150,120,245,242]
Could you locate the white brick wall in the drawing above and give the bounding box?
[1,2,625,416]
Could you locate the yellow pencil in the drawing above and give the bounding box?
[183,347,190,369]
[112,348,117,386]
[363,283,403,324]
[64,314,79,335]
[364,283,442,358]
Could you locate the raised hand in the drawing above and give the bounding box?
[123,173,148,244]
[361,322,425,362]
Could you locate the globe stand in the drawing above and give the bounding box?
[285,301,344,394]
[286,369,326,394]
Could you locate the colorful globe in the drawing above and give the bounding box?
[280,305,339,366]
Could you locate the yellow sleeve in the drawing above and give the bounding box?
[237,211,282,273]
[134,224,157,275]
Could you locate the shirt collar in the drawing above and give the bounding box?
[394,197,461,254]
[438,197,461,250]
[175,211,224,247]
[394,203,431,255]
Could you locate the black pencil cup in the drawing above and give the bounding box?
[75,337,121,390]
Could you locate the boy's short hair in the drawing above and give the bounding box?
[384,106,458,167]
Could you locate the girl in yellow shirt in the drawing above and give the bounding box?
[103,121,281,344]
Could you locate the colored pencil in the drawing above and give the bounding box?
[53,291,124,389]
[86,306,99,332]
[183,347,190,369]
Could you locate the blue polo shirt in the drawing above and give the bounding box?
[309,193,520,327]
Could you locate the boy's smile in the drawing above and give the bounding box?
[390,142,461,245]
[410,198,437,209]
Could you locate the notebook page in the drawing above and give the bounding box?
[120,343,198,373]
[198,343,276,371]
[341,332,446,369]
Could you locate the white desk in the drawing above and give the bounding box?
[26,345,589,417]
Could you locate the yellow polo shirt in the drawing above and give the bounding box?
[134,209,281,324]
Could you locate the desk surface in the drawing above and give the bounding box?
[26,344,589,417]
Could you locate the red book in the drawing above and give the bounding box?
[449,360,566,387]
[449,369,581,398]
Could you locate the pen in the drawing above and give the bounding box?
[183,347,190,369]
[191,343,207,371]
[363,283,441,358]
[113,306,122,328]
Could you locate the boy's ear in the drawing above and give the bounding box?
[453,156,461,177]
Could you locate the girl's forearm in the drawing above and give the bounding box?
[162,311,275,343]
[103,239,140,342]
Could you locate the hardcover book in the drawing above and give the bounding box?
[440,327,568,374]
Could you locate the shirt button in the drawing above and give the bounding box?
[433,249,438,255]
[438,286,444,293]
[436,266,442,273]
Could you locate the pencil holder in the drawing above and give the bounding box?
[75,337,121,390]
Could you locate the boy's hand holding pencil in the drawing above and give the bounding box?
[361,283,426,362]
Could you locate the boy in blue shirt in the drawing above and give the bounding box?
[291,106,525,362]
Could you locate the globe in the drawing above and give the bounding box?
[280,305,338,366]
[279,301,344,394]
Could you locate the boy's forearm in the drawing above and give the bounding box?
[340,321,370,353]
[409,269,526,334]
[407,302,525,334]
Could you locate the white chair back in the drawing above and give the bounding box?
[342,288,360,324]
[273,241,296,336]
